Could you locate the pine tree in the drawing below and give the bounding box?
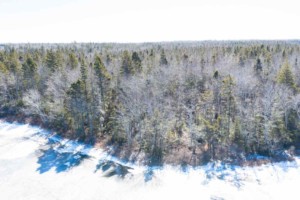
[4,50,22,100]
[120,50,134,75]
[80,60,88,85]
[45,50,62,72]
[282,49,286,58]
[22,56,38,89]
[103,89,120,137]
[7,49,21,74]
[80,59,99,140]
[277,61,296,91]
[213,70,219,79]
[94,55,111,100]
[254,58,262,73]
[132,51,142,73]
[221,75,236,143]
[254,114,265,153]
[68,52,78,69]
[66,80,86,138]
[230,119,244,148]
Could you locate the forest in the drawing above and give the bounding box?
[1,41,300,165]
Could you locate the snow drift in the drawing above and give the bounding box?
[0,121,299,200]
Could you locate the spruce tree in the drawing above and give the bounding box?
[94,55,111,100]
[132,51,142,73]
[45,50,62,72]
[120,50,134,75]
[254,58,262,72]
[22,56,38,89]
[68,52,78,69]
[66,80,86,137]
[277,61,296,91]
[221,75,236,142]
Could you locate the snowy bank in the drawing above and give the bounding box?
[0,122,300,200]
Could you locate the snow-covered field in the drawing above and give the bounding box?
[0,121,300,200]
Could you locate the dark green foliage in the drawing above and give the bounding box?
[66,80,87,138]
[45,50,62,72]
[80,60,88,83]
[277,61,296,91]
[68,52,78,69]
[231,119,244,149]
[254,58,262,72]
[22,56,38,89]
[120,50,134,75]
[281,110,300,147]
[94,55,111,99]
[104,88,123,144]
[282,49,286,58]
[132,51,142,73]
[7,50,21,74]
[213,70,219,79]
[254,114,265,152]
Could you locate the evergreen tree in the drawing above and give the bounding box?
[277,61,296,91]
[7,49,21,74]
[80,59,99,140]
[66,80,86,138]
[132,51,142,73]
[4,50,23,100]
[221,75,236,143]
[120,50,134,75]
[282,49,287,58]
[80,60,88,85]
[68,52,78,69]
[22,56,38,89]
[254,114,265,153]
[254,58,262,72]
[213,70,219,79]
[103,89,121,139]
[45,50,62,72]
[230,119,244,148]
[94,55,111,104]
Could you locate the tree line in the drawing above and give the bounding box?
[1,41,300,164]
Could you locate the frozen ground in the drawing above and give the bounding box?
[0,121,300,200]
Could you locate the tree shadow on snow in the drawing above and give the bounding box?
[36,137,91,174]
[94,159,133,178]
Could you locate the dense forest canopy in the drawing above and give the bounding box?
[1,41,300,165]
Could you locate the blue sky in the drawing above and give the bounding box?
[1,0,299,43]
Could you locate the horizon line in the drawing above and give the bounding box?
[1,39,300,45]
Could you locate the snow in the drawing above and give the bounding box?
[0,121,300,200]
